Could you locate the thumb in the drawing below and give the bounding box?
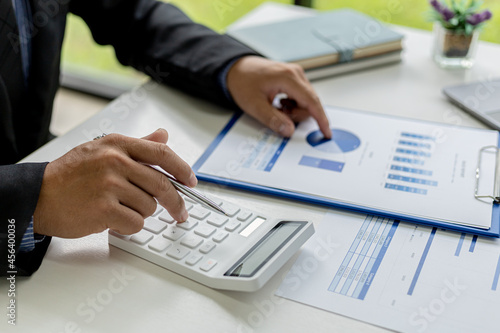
[141,128,169,144]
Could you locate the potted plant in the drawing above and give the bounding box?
[430,0,492,68]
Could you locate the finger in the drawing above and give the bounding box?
[288,107,311,123]
[126,162,189,222]
[276,79,332,139]
[107,203,145,235]
[110,134,197,188]
[245,96,296,137]
[115,180,158,219]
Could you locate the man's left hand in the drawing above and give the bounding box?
[226,56,332,139]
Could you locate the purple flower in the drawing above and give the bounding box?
[430,0,455,21]
[466,10,493,26]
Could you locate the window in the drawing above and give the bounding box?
[60,0,500,98]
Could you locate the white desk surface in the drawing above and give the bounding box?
[3,23,500,333]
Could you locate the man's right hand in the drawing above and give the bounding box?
[33,129,196,238]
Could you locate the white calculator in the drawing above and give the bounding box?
[108,196,314,292]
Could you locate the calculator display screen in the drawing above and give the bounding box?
[224,221,306,278]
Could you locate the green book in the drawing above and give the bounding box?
[228,9,403,71]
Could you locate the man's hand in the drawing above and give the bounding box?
[33,129,196,238]
[226,56,332,139]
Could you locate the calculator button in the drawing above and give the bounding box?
[148,237,172,252]
[109,230,126,239]
[207,215,228,227]
[189,207,211,220]
[158,211,175,223]
[207,196,223,206]
[181,235,204,249]
[176,219,198,230]
[200,258,217,272]
[213,231,228,243]
[225,221,241,232]
[162,227,185,241]
[185,202,194,211]
[185,254,203,266]
[184,196,197,204]
[166,246,190,260]
[237,211,252,222]
[194,225,216,238]
[199,242,216,254]
[130,230,153,245]
[152,205,164,217]
[220,202,240,217]
[143,217,168,234]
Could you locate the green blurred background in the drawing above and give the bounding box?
[61,0,500,81]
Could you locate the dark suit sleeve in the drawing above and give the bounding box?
[0,163,52,276]
[69,0,258,106]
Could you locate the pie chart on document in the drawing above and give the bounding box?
[306,129,361,154]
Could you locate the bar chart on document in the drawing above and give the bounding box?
[302,128,438,195]
[277,212,500,332]
[384,132,438,195]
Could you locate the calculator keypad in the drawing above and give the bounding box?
[120,195,260,273]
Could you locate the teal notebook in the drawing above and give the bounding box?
[228,9,403,70]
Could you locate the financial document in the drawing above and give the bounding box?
[276,211,500,333]
[195,106,498,229]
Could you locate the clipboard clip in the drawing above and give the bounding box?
[475,145,500,204]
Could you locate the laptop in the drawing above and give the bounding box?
[443,79,500,130]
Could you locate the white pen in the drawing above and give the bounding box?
[148,164,228,216]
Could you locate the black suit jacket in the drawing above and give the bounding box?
[0,0,256,275]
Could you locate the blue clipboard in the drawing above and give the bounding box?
[193,112,500,238]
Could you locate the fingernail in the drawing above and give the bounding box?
[181,209,189,222]
[189,173,198,187]
[326,128,333,139]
